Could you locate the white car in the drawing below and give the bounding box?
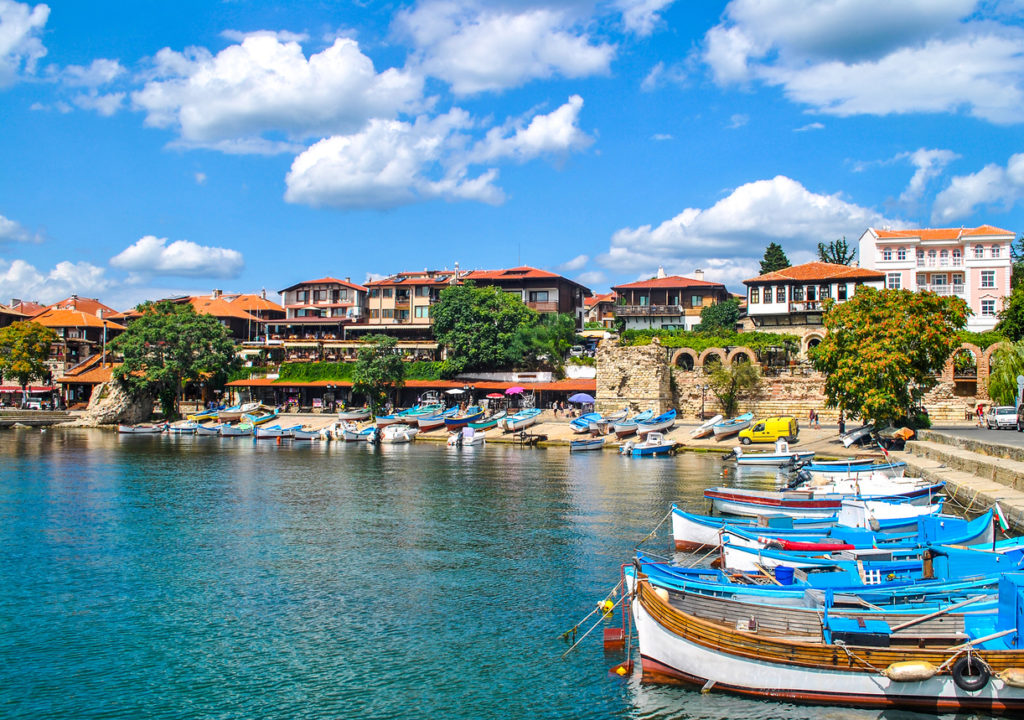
[985,405,1017,429]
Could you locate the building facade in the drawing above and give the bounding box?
[859,225,1014,331]
[584,292,617,328]
[611,270,729,331]
[362,269,457,337]
[461,266,592,328]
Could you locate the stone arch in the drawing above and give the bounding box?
[981,342,1010,384]
[946,343,981,382]
[726,346,758,366]
[698,348,726,370]
[802,333,825,355]
[671,348,697,370]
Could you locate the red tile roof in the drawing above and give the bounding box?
[745,262,885,284]
[228,294,284,313]
[872,225,1014,240]
[47,296,117,316]
[612,275,726,291]
[279,277,368,293]
[10,300,47,317]
[584,292,616,308]
[33,308,127,330]
[188,296,263,322]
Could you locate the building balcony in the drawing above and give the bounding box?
[615,304,683,316]
[788,301,825,313]
[526,301,559,313]
[920,284,966,296]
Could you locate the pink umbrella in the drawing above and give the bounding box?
[486,393,504,399]
[505,386,525,395]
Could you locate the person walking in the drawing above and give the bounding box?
[976,403,985,428]
[838,412,845,435]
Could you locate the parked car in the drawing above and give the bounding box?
[23,399,42,410]
[738,416,799,444]
[986,405,1017,429]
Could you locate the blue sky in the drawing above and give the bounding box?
[1,0,1023,309]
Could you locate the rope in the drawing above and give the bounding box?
[635,507,673,549]
[558,577,623,643]
[834,640,884,674]
[560,590,630,659]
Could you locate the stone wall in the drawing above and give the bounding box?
[595,340,673,413]
[63,380,155,427]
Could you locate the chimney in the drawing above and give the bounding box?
[694,269,704,282]
[212,289,222,299]
[345,277,351,283]
[656,265,666,279]
[261,288,266,299]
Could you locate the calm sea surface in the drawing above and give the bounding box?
[0,430,977,719]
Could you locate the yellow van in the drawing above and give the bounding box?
[738,417,798,444]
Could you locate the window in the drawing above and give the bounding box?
[296,290,309,302]
[819,285,831,299]
[927,250,936,266]
[837,284,848,300]
[791,286,804,302]
[382,309,394,318]
[982,300,996,316]
[916,273,926,286]
[916,250,925,267]
[897,248,907,261]
[975,245,984,259]
[383,288,393,298]
[417,286,430,297]
[339,289,348,301]
[887,273,901,289]
[415,306,429,318]
[940,250,949,266]
[370,289,380,298]
[370,309,379,318]
[778,286,788,303]
[953,249,962,266]
[638,295,648,306]
[806,286,817,302]
[397,310,409,320]
[691,295,702,307]
[882,248,892,261]
[529,290,549,302]
[981,270,995,288]
[750,287,760,303]
[992,245,1001,258]
[315,289,327,302]
[952,273,964,288]
[932,274,947,287]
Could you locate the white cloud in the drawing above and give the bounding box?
[615,0,674,37]
[558,254,589,272]
[0,258,109,304]
[132,35,423,153]
[794,122,824,132]
[599,176,902,285]
[72,90,125,116]
[286,97,592,210]
[575,269,606,288]
[110,235,245,278]
[0,0,48,87]
[194,171,207,185]
[220,29,310,44]
[727,113,748,129]
[0,212,42,243]
[469,95,592,162]
[284,110,503,209]
[703,0,1024,124]
[58,58,125,87]
[651,133,672,141]
[396,1,614,95]
[899,148,960,204]
[931,152,1024,222]
[640,60,688,91]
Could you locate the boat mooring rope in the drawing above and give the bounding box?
[558,577,624,645]
[560,590,630,660]
[834,640,884,674]
[634,507,673,549]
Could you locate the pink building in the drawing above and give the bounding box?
[858,225,1014,331]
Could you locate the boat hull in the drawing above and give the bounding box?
[734,450,815,466]
[705,484,944,519]
[570,438,604,452]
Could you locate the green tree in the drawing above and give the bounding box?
[431,282,538,375]
[811,288,969,424]
[352,334,406,416]
[511,313,578,371]
[759,242,791,274]
[707,360,761,417]
[987,341,1023,406]
[694,298,740,332]
[817,236,856,265]
[108,301,239,418]
[0,321,58,404]
[996,286,1024,342]
[1011,234,1024,289]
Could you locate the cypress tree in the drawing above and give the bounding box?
[760,242,791,274]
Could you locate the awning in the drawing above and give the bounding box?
[0,385,56,393]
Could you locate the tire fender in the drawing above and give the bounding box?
[951,655,991,693]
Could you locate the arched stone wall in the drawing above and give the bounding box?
[671,348,697,370]
[802,333,824,355]
[726,346,758,366]
[698,348,725,370]
[943,343,981,383]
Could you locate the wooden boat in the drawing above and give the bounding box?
[380,423,418,444]
[290,426,321,440]
[638,409,676,437]
[186,408,221,422]
[242,406,278,426]
[414,406,458,432]
[254,423,300,439]
[613,409,654,438]
[842,423,875,447]
[167,421,199,434]
[117,423,167,434]
[629,571,1024,713]
[444,406,484,430]
[805,459,907,478]
[732,439,814,466]
[337,406,371,421]
[711,412,754,439]
[468,409,506,430]
[502,408,542,432]
[339,422,374,442]
[621,431,675,456]
[704,480,946,519]
[689,414,724,439]
[377,403,443,427]
[569,412,601,434]
[570,437,605,452]
[446,426,485,447]
[218,402,260,423]
[194,423,222,436]
[218,423,253,437]
[587,408,628,436]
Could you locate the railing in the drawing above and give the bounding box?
[525,301,559,313]
[788,301,822,312]
[616,304,683,316]
[920,284,965,296]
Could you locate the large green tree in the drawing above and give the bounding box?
[817,237,856,265]
[0,321,58,404]
[352,334,406,415]
[996,286,1024,342]
[760,242,791,274]
[431,282,538,375]
[695,298,740,332]
[708,360,761,417]
[987,341,1024,405]
[811,288,969,424]
[511,313,578,371]
[108,301,239,418]
[1011,234,1024,289]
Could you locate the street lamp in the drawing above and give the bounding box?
[700,384,709,420]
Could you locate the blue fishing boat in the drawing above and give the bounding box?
[612,408,654,438]
[621,431,675,456]
[570,437,604,452]
[415,406,459,432]
[242,406,278,426]
[444,405,484,430]
[502,408,542,432]
[711,411,754,439]
[637,408,676,437]
[569,412,601,434]
[468,409,506,430]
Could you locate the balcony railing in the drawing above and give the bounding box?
[920,284,966,296]
[616,304,683,316]
[789,301,823,312]
[525,301,559,313]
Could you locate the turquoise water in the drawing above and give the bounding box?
[0,431,966,719]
